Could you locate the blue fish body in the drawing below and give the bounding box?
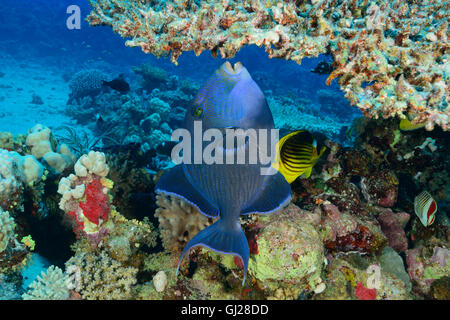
[155,62,292,284]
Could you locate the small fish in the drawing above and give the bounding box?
[399,118,425,131]
[414,191,437,227]
[103,75,130,93]
[155,61,292,285]
[272,130,326,183]
[311,61,333,75]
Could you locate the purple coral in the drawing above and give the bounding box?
[376,209,410,252]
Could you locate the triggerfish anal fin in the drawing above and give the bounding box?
[155,165,220,218]
[241,171,292,215]
[272,130,326,184]
[176,219,249,285]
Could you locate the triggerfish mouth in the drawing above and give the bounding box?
[155,61,323,284]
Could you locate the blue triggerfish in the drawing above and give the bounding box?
[155,61,293,284]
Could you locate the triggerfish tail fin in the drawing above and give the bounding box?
[176,219,250,285]
[399,118,425,131]
[155,165,220,218]
[272,130,326,183]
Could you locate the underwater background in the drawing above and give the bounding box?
[0,0,448,300]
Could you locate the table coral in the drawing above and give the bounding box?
[88,0,449,130]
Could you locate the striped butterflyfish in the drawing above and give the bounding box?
[272,130,326,184]
[414,191,437,227]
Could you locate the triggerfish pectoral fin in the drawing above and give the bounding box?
[176,219,250,285]
[241,171,292,215]
[155,165,220,218]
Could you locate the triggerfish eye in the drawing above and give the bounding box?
[414,190,437,227]
[192,106,204,119]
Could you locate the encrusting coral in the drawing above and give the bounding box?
[88,0,449,130]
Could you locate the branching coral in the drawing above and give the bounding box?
[65,251,138,300]
[88,0,449,130]
[22,265,70,300]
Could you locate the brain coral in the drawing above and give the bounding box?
[88,0,449,130]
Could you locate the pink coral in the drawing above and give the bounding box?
[376,209,409,252]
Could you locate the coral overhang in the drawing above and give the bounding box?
[87,0,449,130]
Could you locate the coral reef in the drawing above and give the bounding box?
[57,151,113,246]
[22,265,70,300]
[26,124,75,174]
[88,0,449,130]
[376,209,409,252]
[406,245,450,298]
[68,69,108,104]
[155,194,215,252]
[65,250,138,300]
[248,204,325,298]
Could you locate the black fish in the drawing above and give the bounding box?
[103,76,130,93]
[311,61,333,75]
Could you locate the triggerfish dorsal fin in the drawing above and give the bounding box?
[176,219,249,285]
[272,130,326,183]
[399,118,425,131]
[414,190,437,227]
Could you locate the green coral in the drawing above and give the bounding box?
[248,205,324,293]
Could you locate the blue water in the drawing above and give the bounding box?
[0,0,361,130]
